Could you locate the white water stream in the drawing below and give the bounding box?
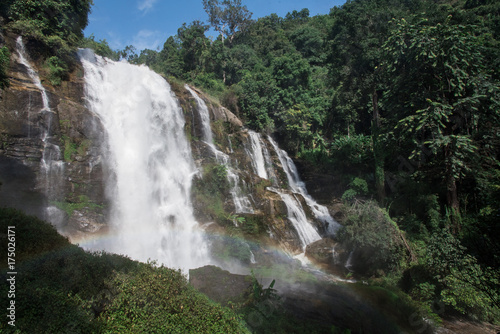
[268,137,341,235]
[246,130,277,185]
[185,85,253,214]
[79,51,210,270]
[246,131,268,179]
[16,36,65,226]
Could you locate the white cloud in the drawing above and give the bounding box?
[137,0,159,13]
[106,31,124,50]
[130,30,166,51]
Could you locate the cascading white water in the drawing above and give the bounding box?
[185,85,253,214]
[16,36,65,226]
[16,37,50,109]
[268,137,341,235]
[345,250,354,270]
[79,50,210,270]
[243,130,321,249]
[246,130,277,186]
[246,131,268,179]
[280,193,321,249]
[185,85,214,145]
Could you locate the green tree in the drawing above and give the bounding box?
[135,48,159,67]
[337,200,404,276]
[177,20,210,77]
[382,16,500,231]
[79,34,119,60]
[119,45,138,62]
[6,0,93,46]
[0,46,10,89]
[427,229,500,320]
[238,67,278,131]
[327,0,417,202]
[202,0,252,44]
[158,36,184,77]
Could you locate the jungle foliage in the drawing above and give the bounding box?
[0,208,250,333]
[121,0,500,323]
[0,0,94,84]
[1,0,499,326]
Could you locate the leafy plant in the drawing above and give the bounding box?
[342,177,369,202]
[45,55,67,86]
[426,229,500,321]
[337,200,404,275]
[0,46,10,89]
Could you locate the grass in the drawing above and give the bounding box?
[0,207,250,333]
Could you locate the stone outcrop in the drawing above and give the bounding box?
[0,33,107,237]
[305,238,350,268]
[189,265,253,306]
[0,34,339,261]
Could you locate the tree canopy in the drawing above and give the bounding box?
[202,0,252,44]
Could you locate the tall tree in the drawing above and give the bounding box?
[6,0,93,44]
[381,16,500,231]
[327,0,412,202]
[202,0,252,44]
[177,20,210,76]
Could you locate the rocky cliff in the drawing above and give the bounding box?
[0,33,341,270]
[0,32,107,239]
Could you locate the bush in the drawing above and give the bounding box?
[0,45,10,89]
[336,200,404,276]
[0,207,69,263]
[0,208,250,333]
[426,229,500,322]
[79,35,120,60]
[45,55,67,86]
[101,262,250,333]
[191,72,225,97]
[341,177,369,202]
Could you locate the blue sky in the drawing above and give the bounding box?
[84,0,346,52]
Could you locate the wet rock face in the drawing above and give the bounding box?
[0,34,107,235]
[0,155,46,217]
[1,37,337,255]
[189,265,253,306]
[305,238,350,267]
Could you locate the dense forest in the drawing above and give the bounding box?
[82,0,500,322]
[1,0,499,330]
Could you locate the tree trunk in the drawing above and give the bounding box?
[445,146,460,233]
[372,88,386,204]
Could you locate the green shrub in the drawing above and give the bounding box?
[79,35,120,60]
[191,72,225,97]
[0,207,69,263]
[0,208,249,333]
[341,177,369,202]
[101,262,250,333]
[0,45,10,88]
[426,229,500,322]
[336,200,404,275]
[45,56,67,86]
[53,194,103,217]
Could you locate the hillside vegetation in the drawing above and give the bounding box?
[1,0,499,329]
[93,0,500,323]
[0,208,250,333]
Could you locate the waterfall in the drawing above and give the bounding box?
[345,250,354,271]
[16,37,50,109]
[184,85,213,145]
[246,131,268,179]
[246,130,277,185]
[280,193,321,249]
[185,85,253,214]
[15,36,65,226]
[243,131,322,249]
[268,137,341,235]
[79,50,210,270]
